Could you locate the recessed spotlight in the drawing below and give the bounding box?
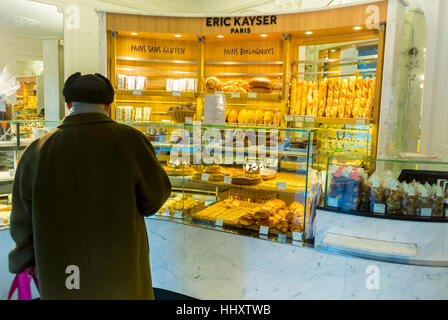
[130,32,138,35]
[330,49,337,52]
[174,34,182,38]
[305,31,313,35]
[353,26,362,30]
[260,34,268,37]
[217,35,224,38]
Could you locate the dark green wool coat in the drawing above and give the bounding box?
[8,113,171,299]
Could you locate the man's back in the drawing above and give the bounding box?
[9,113,171,299]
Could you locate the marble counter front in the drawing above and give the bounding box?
[1,216,447,300]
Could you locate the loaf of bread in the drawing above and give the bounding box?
[227,110,238,123]
[249,77,272,89]
[205,76,221,91]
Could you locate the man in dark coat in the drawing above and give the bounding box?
[8,72,171,299]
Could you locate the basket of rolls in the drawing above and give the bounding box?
[168,102,196,123]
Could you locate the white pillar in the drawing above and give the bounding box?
[376,0,407,157]
[42,38,64,121]
[63,4,99,79]
[419,0,448,160]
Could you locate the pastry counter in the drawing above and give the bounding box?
[138,121,322,243]
[315,156,448,267]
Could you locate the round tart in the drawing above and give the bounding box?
[231,174,262,186]
[205,165,222,173]
[260,168,277,181]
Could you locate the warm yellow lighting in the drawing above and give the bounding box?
[353,26,362,30]
[130,32,138,35]
[260,34,268,37]
[174,34,182,38]
[217,35,224,38]
[305,31,313,35]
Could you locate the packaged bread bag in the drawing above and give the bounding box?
[367,172,385,213]
[402,182,418,216]
[430,184,445,217]
[416,182,432,216]
[383,171,403,215]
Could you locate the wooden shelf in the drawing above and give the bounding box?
[208,91,281,101]
[284,115,371,126]
[115,89,196,98]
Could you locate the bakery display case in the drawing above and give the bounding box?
[127,120,322,242]
[285,35,384,171]
[323,155,448,221]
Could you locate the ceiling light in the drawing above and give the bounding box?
[305,31,313,35]
[174,34,182,38]
[353,26,362,30]
[217,35,224,38]
[260,34,268,37]
[130,32,138,35]
[330,49,337,52]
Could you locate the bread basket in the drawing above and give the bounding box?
[168,110,196,123]
[168,102,196,123]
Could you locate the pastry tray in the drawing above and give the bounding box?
[191,172,307,194]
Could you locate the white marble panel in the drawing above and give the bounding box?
[375,218,415,244]
[315,210,378,246]
[182,226,247,299]
[146,218,186,294]
[411,221,446,261]
[411,265,448,300]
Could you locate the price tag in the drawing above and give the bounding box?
[355,117,367,125]
[277,234,287,243]
[305,115,315,123]
[295,122,304,128]
[328,198,339,208]
[162,210,171,217]
[185,117,193,124]
[284,114,294,122]
[215,218,224,227]
[214,91,224,95]
[277,182,287,190]
[248,92,258,99]
[295,115,305,122]
[421,208,432,217]
[292,232,302,241]
[171,90,181,97]
[132,90,142,95]
[173,211,183,219]
[201,173,210,181]
[230,92,241,99]
[259,226,269,235]
[224,156,234,165]
[373,203,386,214]
[223,176,232,184]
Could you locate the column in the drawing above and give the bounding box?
[42,38,64,121]
[63,3,99,79]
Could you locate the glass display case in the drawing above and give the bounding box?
[0,120,59,229]
[323,155,448,221]
[129,121,322,243]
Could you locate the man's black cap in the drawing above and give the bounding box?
[63,72,114,104]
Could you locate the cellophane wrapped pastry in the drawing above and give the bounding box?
[328,165,364,211]
[430,184,445,217]
[383,171,403,215]
[367,172,385,212]
[402,182,418,216]
[416,182,432,216]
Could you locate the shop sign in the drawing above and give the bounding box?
[130,44,186,55]
[205,15,277,34]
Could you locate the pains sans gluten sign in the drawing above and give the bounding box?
[206,15,277,34]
